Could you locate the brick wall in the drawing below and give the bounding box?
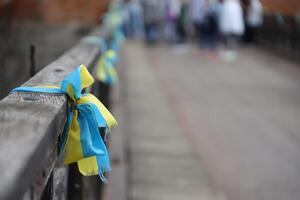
[261,0,300,15]
[42,0,111,24]
[0,0,111,24]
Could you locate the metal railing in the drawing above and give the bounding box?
[258,13,300,60]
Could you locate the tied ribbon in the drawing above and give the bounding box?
[110,27,125,52]
[12,65,117,182]
[82,35,120,85]
[96,50,118,85]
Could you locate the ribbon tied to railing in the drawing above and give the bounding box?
[110,27,125,52]
[96,49,118,85]
[11,65,117,182]
[82,36,119,85]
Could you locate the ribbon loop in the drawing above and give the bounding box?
[61,65,94,101]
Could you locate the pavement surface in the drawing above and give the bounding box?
[107,41,300,200]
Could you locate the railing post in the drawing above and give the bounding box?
[98,81,111,109]
[41,172,54,200]
[67,164,83,200]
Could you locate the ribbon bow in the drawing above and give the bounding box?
[12,65,117,182]
[96,50,118,85]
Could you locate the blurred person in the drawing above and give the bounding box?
[129,0,144,38]
[176,0,189,43]
[244,0,263,43]
[122,0,144,38]
[202,0,221,50]
[190,0,209,46]
[164,0,181,43]
[219,0,244,61]
[122,0,131,37]
[141,0,162,43]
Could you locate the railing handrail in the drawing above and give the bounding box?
[0,22,113,200]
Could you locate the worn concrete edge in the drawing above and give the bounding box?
[0,24,112,200]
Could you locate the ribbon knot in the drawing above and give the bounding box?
[12,65,117,182]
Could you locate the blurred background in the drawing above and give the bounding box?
[2,0,300,200]
[0,0,110,98]
[1,0,300,99]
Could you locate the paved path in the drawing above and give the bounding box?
[110,41,300,200]
[120,42,224,200]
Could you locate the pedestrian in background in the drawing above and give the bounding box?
[176,0,189,43]
[130,0,144,38]
[123,0,144,38]
[203,0,221,50]
[122,0,131,37]
[190,0,209,47]
[244,0,263,43]
[142,0,162,43]
[164,0,181,43]
[219,0,244,61]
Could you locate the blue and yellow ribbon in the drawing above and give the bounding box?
[82,35,121,86]
[12,65,117,182]
[96,50,118,85]
[110,27,125,52]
